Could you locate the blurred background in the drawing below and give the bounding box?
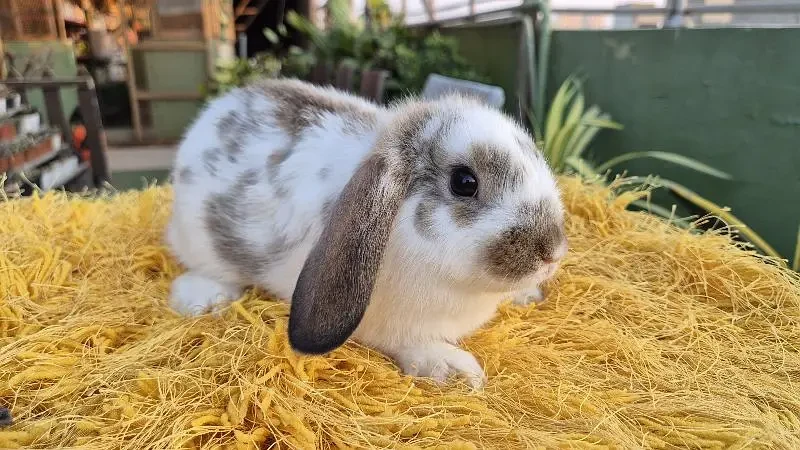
[1,0,798,269]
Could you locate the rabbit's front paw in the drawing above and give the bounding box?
[512,286,545,306]
[392,342,486,389]
[170,271,242,316]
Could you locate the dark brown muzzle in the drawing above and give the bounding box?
[483,210,567,280]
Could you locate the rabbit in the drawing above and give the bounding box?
[166,78,568,388]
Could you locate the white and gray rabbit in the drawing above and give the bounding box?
[166,78,568,388]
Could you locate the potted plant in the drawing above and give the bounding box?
[14,108,41,136]
[0,87,22,117]
[0,116,16,141]
[1,134,33,171]
[8,141,27,169]
[0,146,10,172]
[25,129,61,162]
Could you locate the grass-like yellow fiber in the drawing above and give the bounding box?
[0,177,798,449]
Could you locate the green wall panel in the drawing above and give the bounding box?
[547,28,800,261]
[135,49,208,140]
[4,41,79,122]
[150,100,204,140]
[139,50,208,94]
[441,22,523,113]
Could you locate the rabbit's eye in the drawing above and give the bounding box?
[450,166,478,198]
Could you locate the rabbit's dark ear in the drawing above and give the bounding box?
[288,150,413,354]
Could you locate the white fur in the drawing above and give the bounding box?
[170,272,242,315]
[166,79,566,388]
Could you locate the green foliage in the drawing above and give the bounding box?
[793,226,800,272]
[537,76,796,268]
[206,54,282,97]
[532,76,623,172]
[279,3,487,100]
[206,0,484,101]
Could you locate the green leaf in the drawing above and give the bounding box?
[793,225,800,272]
[286,11,326,50]
[526,109,543,143]
[264,28,280,44]
[563,87,585,132]
[540,77,623,172]
[544,78,577,157]
[570,116,608,161]
[564,156,601,180]
[595,151,732,180]
[548,116,581,172]
[285,11,312,32]
[550,89,585,168]
[277,24,288,37]
[561,106,598,156]
[581,116,623,130]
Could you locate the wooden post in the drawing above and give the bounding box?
[77,81,111,185]
[150,0,160,38]
[53,0,68,40]
[334,63,355,92]
[42,85,72,143]
[80,0,94,29]
[422,0,436,22]
[202,0,214,77]
[359,69,389,103]
[310,61,333,86]
[120,0,143,142]
[0,35,4,78]
[45,0,59,40]
[8,0,23,39]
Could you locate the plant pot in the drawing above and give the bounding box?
[0,93,22,117]
[24,145,42,163]
[9,152,26,170]
[51,133,62,152]
[17,112,41,135]
[0,121,15,141]
[0,155,9,172]
[24,136,54,162]
[7,93,22,112]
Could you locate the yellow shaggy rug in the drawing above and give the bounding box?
[1,177,799,450]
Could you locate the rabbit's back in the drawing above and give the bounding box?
[167,79,386,297]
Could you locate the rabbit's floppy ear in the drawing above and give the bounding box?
[288,141,416,355]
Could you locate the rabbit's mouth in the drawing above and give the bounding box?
[462,257,563,295]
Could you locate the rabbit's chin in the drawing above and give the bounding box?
[458,261,561,295]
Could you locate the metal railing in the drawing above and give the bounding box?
[553,0,800,27]
[552,2,800,15]
[403,0,800,29]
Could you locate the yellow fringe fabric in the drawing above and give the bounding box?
[1,177,799,449]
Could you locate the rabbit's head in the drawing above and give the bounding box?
[289,95,567,354]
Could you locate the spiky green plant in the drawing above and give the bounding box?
[793,226,800,272]
[529,76,622,172]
